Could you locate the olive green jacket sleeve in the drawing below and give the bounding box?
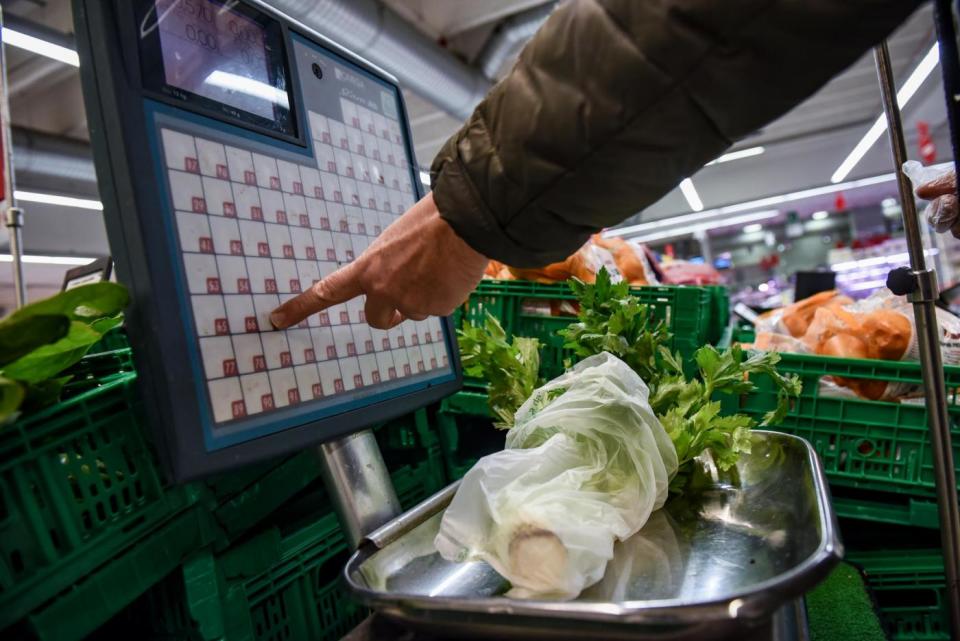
[430,0,922,267]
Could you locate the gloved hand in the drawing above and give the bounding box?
[916,169,958,238]
[269,192,488,330]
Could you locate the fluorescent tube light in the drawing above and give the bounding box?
[1,27,79,66]
[743,223,763,234]
[205,71,290,108]
[812,210,829,221]
[679,178,704,212]
[706,146,765,165]
[831,43,940,183]
[627,210,779,244]
[0,254,96,266]
[14,191,104,210]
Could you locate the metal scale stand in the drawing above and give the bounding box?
[879,2,960,638]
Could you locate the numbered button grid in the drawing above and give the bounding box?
[161,127,449,425]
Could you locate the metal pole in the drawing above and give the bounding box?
[875,42,960,640]
[5,207,25,308]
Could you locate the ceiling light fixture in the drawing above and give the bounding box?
[14,191,104,211]
[830,43,940,183]
[1,27,79,66]
[678,178,704,212]
[812,210,829,220]
[743,223,763,234]
[605,162,953,239]
[625,210,780,244]
[0,254,96,266]
[706,146,765,165]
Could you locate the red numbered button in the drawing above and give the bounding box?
[333,191,343,203]
[417,361,425,373]
[388,367,397,379]
[223,359,238,376]
[382,338,391,350]
[299,214,310,227]
[326,248,337,261]
[185,157,200,173]
[314,186,324,199]
[230,240,244,256]
[290,279,302,293]
[411,335,419,346]
[368,198,377,209]
[346,343,356,356]
[293,182,304,195]
[353,374,363,387]
[364,340,374,353]
[372,370,381,383]
[431,358,438,368]
[199,237,214,253]
[276,210,288,224]
[359,311,366,323]
[327,161,337,173]
[345,250,355,261]
[283,245,294,258]
[253,355,267,371]
[312,382,324,398]
[258,242,270,257]
[288,388,300,404]
[320,218,331,230]
[358,223,366,234]
[191,197,207,213]
[319,312,330,326]
[306,247,317,260]
[340,311,350,324]
[238,278,251,293]
[244,170,257,185]
[223,202,237,217]
[251,206,264,220]
[339,220,350,232]
[304,348,316,362]
[404,364,412,376]
[245,316,259,332]
[270,176,281,190]
[261,394,275,410]
[326,345,337,359]
[398,336,406,348]
[206,278,221,294]
[280,352,293,367]
[265,279,278,293]
[425,333,433,343]
[334,379,345,393]
[214,318,230,335]
[216,164,229,180]
[231,400,247,418]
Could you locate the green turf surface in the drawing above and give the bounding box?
[806,562,887,641]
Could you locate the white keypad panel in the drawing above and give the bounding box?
[160,99,446,426]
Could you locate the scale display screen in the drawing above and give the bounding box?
[74,0,461,478]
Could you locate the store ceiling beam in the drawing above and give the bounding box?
[268,0,491,120]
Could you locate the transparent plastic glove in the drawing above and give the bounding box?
[269,192,488,330]
[903,161,959,238]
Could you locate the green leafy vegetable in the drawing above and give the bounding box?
[0,314,70,364]
[8,282,128,323]
[458,312,540,428]
[3,321,103,383]
[562,268,801,493]
[560,269,670,383]
[0,376,25,423]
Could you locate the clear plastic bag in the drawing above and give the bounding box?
[434,353,678,600]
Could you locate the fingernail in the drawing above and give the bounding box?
[269,311,285,329]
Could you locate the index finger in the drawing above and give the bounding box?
[270,263,363,329]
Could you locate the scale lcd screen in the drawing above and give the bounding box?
[152,33,454,450]
[154,0,288,123]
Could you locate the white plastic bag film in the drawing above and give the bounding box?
[435,353,678,600]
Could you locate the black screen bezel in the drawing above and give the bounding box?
[135,0,298,140]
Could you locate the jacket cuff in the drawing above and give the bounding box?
[431,139,582,268]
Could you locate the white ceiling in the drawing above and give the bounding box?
[0,0,954,307]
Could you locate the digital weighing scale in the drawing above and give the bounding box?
[73,0,461,481]
[73,2,843,639]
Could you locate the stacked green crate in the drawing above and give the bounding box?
[455,280,720,381]
[734,352,960,529]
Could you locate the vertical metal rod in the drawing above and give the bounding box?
[5,207,26,308]
[875,41,960,640]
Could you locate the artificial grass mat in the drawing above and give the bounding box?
[806,562,887,641]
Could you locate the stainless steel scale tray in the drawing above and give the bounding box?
[345,431,841,640]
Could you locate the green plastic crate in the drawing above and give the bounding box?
[736,352,960,525]
[17,505,220,641]
[61,348,136,395]
[847,548,949,640]
[436,392,503,481]
[0,373,203,630]
[457,279,719,380]
[94,510,362,641]
[86,327,130,356]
